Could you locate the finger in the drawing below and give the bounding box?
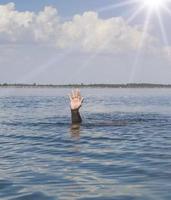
[75,88,79,97]
[77,89,80,96]
[77,89,80,98]
[81,97,84,103]
[74,89,78,98]
[72,90,75,98]
[75,89,79,98]
[77,89,81,99]
[68,94,72,101]
[72,89,76,98]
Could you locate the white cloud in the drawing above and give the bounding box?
[0,2,161,54]
[0,3,61,44]
[0,3,34,42]
[33,6,60,42]
[59,12,152,53]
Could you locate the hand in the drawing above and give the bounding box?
[69,89,84,110]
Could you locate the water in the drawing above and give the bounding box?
[0,88,171,200]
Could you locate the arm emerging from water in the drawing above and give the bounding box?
[69,89,84,124]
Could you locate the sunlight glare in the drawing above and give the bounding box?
[141,0,167,10]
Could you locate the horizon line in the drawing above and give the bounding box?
[1,83,171,88]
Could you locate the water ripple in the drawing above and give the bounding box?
[0,88,171,200]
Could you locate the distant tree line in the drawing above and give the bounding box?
[0,83,171,88]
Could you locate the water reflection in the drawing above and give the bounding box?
[70,124,81,139]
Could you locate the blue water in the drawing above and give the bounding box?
[0,88,171,200]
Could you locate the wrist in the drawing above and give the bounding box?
[71,108,80,112]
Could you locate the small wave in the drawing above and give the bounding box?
[11,192,55,200]
[0,179,13,190]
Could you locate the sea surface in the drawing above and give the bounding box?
[0,88,171,200]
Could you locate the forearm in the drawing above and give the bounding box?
[71,109,82,124]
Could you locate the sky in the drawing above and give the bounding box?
[0,0,171,84]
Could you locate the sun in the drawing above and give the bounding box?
[141,0,168,11]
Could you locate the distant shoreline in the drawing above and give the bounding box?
[1,83,171,88]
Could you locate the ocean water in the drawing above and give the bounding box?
[0,88,171,200]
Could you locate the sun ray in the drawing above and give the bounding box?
[68,53,97,83]
[126,5,145,24]
[18,48,73,84]
[129,10,152,83]
[97,0,136,13]
[156,10,169,47]
[162,4,171,16]
[68,45,110,83]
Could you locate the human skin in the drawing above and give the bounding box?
[69,89,84,124]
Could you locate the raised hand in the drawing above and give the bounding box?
[69,89,84,110]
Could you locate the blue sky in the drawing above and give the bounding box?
[0,0,171,84]
[0,0,126,15]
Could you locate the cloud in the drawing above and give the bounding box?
[0,3,61,44]
[0,2,161,54]
[59,12,155,53]
[0,3,34,43]
[0,2,170,66]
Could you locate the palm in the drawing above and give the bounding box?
[69,89,84,110]
[71,98,82,110]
